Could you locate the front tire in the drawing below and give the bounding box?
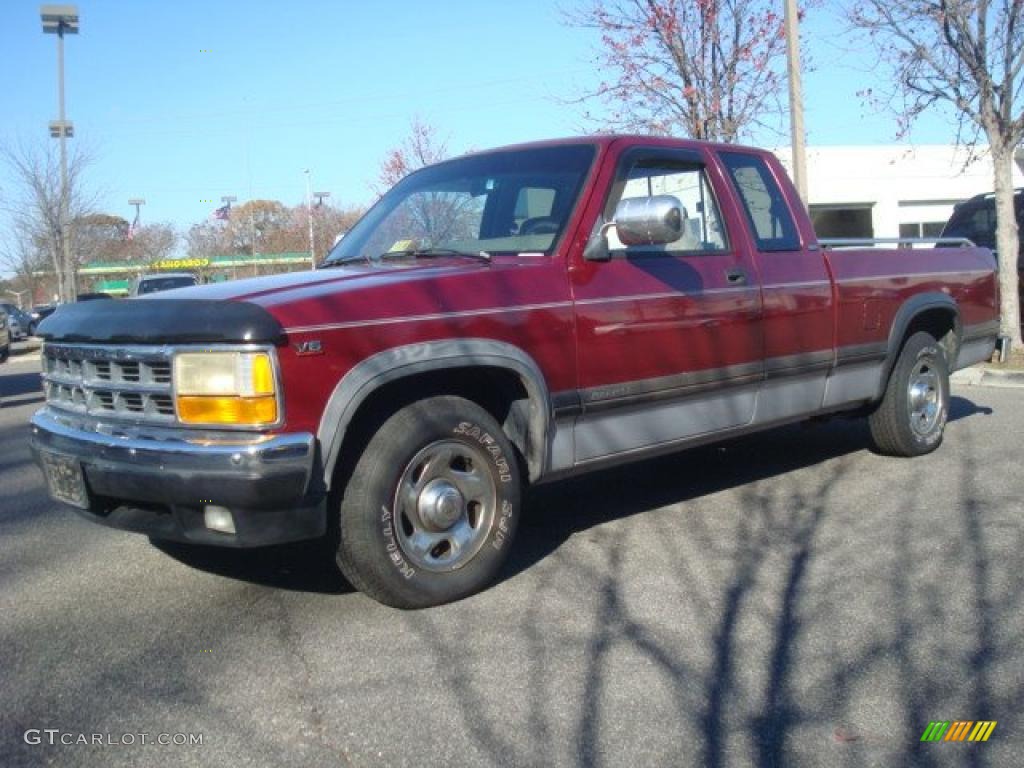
[868,331,950,456]
[336,396,521,608]
[0,344,8,364]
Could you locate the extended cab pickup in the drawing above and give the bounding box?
[32,136,1001,608]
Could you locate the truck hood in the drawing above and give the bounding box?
[36,260,493,344]
[153,262,413,304]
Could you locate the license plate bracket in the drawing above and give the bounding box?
[39,451,90,510]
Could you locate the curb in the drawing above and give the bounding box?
[978,368,1024,388]
[952,366,1024,389]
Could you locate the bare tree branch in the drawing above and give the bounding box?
[1,140,98,303]
[564,0,792,142]
[849,0,1024,346]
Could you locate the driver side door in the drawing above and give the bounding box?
[568,144,764,464]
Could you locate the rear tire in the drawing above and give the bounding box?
[336,396,521,609]
[0,344,9,364]
[868,331,949,456]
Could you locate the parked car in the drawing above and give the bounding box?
[129,273,198,296]
[940,188,1024,305]
[29,304,58,333]
[0,303,33,339]
[75,292,114,302]
[32,135,1000,608]
[940,188,1023,254]
[0,307,9,363]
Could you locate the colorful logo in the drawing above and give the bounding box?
[920,721,997,742]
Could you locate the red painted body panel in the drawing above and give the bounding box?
[567,140,763,390]
[825,247,998,350]
[164,135,999,438]
[728,147,836,363]
[266,259,577,434]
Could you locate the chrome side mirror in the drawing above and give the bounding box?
[583,195,685,262]
[614,195,685,246]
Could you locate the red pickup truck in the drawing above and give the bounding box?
[32,136,1001,608]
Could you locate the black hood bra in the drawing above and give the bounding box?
[36,299,284,345]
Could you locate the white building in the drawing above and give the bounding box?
[773,145,1024,240]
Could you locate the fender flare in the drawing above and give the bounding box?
[877,292,961,398]
[317,339,553,487]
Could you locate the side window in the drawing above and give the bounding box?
[720,152,800,251]
[606,156,728,254]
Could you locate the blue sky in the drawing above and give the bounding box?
[1,0,957,243]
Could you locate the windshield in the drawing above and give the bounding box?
[137,276,196,294]
[324,144,596,265]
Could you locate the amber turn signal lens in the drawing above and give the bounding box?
[251,354,275,396]
[177,396,278,426]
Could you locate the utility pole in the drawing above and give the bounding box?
[784,0,808,206]
[304,169,315,269]
[41,5,79,302]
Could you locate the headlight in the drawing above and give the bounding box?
[173,350,278,426]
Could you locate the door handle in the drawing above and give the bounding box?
[725,268,747,285]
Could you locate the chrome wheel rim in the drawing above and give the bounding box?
[907,359,943,436]
[393,439,497,572]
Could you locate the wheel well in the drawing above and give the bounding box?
[901,307,960,363]
[329,366,534,493]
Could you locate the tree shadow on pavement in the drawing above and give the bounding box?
[398,390,1015,768]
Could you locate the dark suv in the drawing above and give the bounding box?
[940,189,1023,307]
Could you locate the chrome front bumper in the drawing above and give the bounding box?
[30,407,326,546]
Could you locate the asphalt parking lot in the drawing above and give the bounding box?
[1,357,1021,768]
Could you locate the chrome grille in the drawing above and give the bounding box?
[42,343,176,424]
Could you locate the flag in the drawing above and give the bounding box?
[210,204,230,221]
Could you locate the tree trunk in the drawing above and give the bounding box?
[991,144,1023,351]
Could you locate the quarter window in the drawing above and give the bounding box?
[720,152,800,251]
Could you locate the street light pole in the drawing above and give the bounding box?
[41,5,79,302]
[784,0,808,206]
[4,289,30,309]
[304,170,315,269]
[128,198,145,223]
[221,196,237,280]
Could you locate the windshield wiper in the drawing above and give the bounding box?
[380,247,492,264]
[320,254,375,268]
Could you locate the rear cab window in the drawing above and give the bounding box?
[719,151,800,252]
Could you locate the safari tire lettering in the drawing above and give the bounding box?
[336,396,521,609]
[380,506,415,579]
[453,421,513,483]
